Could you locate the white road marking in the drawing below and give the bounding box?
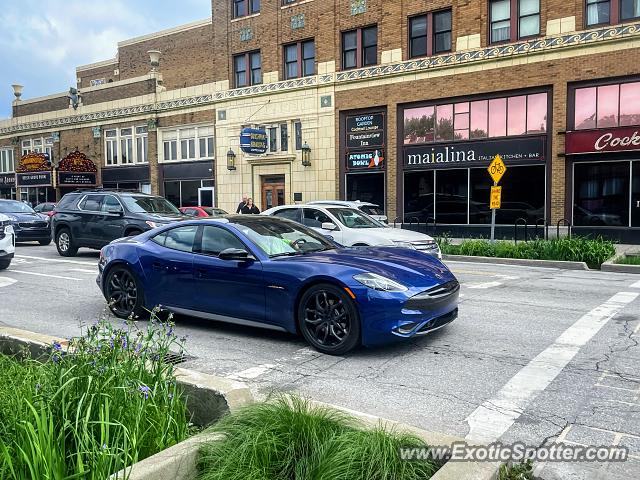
[630,280,640,289]
[16,255,97,267]
[494,274,519,281]
[226,363,276,380]
[466,281,502,289]
[9,270,82,281]
[69,268,98,274]
[0,277,17,288]
[465,291,639,444]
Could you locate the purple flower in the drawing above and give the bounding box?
[101,443,108,450]
[52,341,62,352]
[52,354,61,363]
[134,343,142,354]
[138,384,151,400]
[121,337,128,349]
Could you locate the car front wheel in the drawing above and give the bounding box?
[104,266,145,319]
[298,283,360,355]
[39,238,52,246]
[0,259,10,270]
[56,228,78,257]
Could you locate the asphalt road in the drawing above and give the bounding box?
[1,243,639,479]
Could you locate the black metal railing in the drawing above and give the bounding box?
[556,218,572,239]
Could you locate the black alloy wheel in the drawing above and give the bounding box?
[55,228,78,257]
[298,283,360,355]
[105,266,144,318]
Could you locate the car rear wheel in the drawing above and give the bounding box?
[56,228,78,257]
[298,283,360,355]
[104,266,145,319]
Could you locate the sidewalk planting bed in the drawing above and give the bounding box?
[198,396,443,480]
[439,237,615,269]
[0,315,191,479]
[614,255,640,265]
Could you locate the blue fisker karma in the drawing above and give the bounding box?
[97,216,459,355]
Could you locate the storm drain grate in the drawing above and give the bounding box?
[162,351,196,365]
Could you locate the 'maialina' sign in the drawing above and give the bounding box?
[240,128,268,155]
[565,126,640,155]
[403,136,545,169]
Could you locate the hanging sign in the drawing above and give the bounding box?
[347,150,385,170]
[16,152,52,187]
[57,150,98,187]
[240,128,268,155]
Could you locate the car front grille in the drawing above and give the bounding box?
[410,241,439,251]
[19,221,48,229]
[404,280,460,310]
[415,308,458,335]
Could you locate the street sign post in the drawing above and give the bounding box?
[487,155,506,242]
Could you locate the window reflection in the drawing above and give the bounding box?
[597,84,619,128]
[404,170,434,222]
[435,169,468,224]
[436,104,454,141]
[620,82,640,126]
[573,162,629,227]
[470,101,488,138]
[488,98,507,137]
[507,96,527,135]
[574,87,597,130]
[404,106,435,143]
[527,93,547,133]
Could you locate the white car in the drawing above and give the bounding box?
[262,204,441,258]
[0,213,16,270]
[306,200,388,223]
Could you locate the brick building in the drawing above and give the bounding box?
[1,0,639,240]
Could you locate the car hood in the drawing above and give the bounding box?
[282,247,454,288]
[350,227,434,243]
[143,213,187,222]
[6,212,45,222]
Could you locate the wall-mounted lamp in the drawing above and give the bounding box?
[227,148,237,171]
[301,141,311,167]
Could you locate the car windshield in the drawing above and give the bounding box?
[121,196,181,215]
[0,201,36,214]
[232,217,335,257]
[360,205,384,216]
[326,207,385,229]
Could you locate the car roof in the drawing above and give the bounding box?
[68,189,153,197]
[307,200,378,207]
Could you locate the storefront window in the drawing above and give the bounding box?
[574,81,640,129]
[346,173,385,211]
[404,171,434,222]
[573,162,629,226]
[435,169,468,224]
[632,162,640,227]
[164,180,212,207]
[405,92,547,144]
[164,181,180,207]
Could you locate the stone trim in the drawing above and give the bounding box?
[2,22,639,137]
[76,57,119,73]
[117,18,212,47]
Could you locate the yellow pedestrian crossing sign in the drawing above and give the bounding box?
[488,154,507,184]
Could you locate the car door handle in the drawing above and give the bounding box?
[195,268,207,278]
[152,262,168,271]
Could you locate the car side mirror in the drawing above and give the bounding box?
[219,248,254,261]
[106,206,124,216]
[321,222,337,231]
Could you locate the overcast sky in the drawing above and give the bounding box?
[0,0,211,119]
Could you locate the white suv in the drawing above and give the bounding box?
[306,200,388,223]
[262,204,441,257]
[0,213,16,270]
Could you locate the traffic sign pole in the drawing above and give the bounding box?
[490,181,497,242]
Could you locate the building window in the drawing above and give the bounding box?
[490,0,539,43]
[295,121,302,150]
[621,0,640,20]
[104,126,149,166]
[573,81,640,130]
[234,51,261,87]
[586,0,611,25]
[284,40,315,79]
[233,0,259,18]
[164,179,214,208]
[409,10,452,58]
[403,92,547,144]
[0,149,14,173]
[573,162,630,226]
[342,25,378,70]
[161,125,216,162]
[21,136,54,161]
[257,123,291,153]
[586,0,640,26]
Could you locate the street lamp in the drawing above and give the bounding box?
[301,141,311,167]
[227,148,236,171]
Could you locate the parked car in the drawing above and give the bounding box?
[179,206,228,218]
[0,213,16,270]
[52,190,187,257]
[34,202,57,217]
[0,199,51,245]
[262,204,441,257]
[97,216,458,355]
[307,200,388,223]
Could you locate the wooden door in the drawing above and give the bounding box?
[261,175,286,211]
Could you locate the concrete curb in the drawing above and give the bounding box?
[443,254,589,270]
[601,259,640,274]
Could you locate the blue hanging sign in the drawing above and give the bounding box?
[240,128,268,155]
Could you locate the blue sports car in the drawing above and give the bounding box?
[97,216,459,355]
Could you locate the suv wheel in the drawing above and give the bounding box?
[0,259,10,270]
[56,228,78,257]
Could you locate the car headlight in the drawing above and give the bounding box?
[4,225,13,234]
[353,272,408,292]
[7,215,17,222]
[392,240,415,249]
[145,221,159,229]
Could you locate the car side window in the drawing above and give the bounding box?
[79,195,104,212]
[272,208,301,222]
[199,226,245,256]
[153,225,198,253]
[101,195,121,213]
[303,208,331,228]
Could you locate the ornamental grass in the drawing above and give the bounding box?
[0,311,191,480]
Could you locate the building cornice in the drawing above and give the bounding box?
[2,21,639,137]
[117,18,212,47]
[76,57,119,73]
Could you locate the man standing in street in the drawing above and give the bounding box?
[236,193,248,214]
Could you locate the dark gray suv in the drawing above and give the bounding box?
[52,190,187,257]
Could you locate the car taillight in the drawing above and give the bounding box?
[50,211,58,217]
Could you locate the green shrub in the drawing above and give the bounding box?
[614,255,640,265]
[439,237,615,269]
[498,460,534,480]
[0,313,191,480]
[198,396,441,480]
